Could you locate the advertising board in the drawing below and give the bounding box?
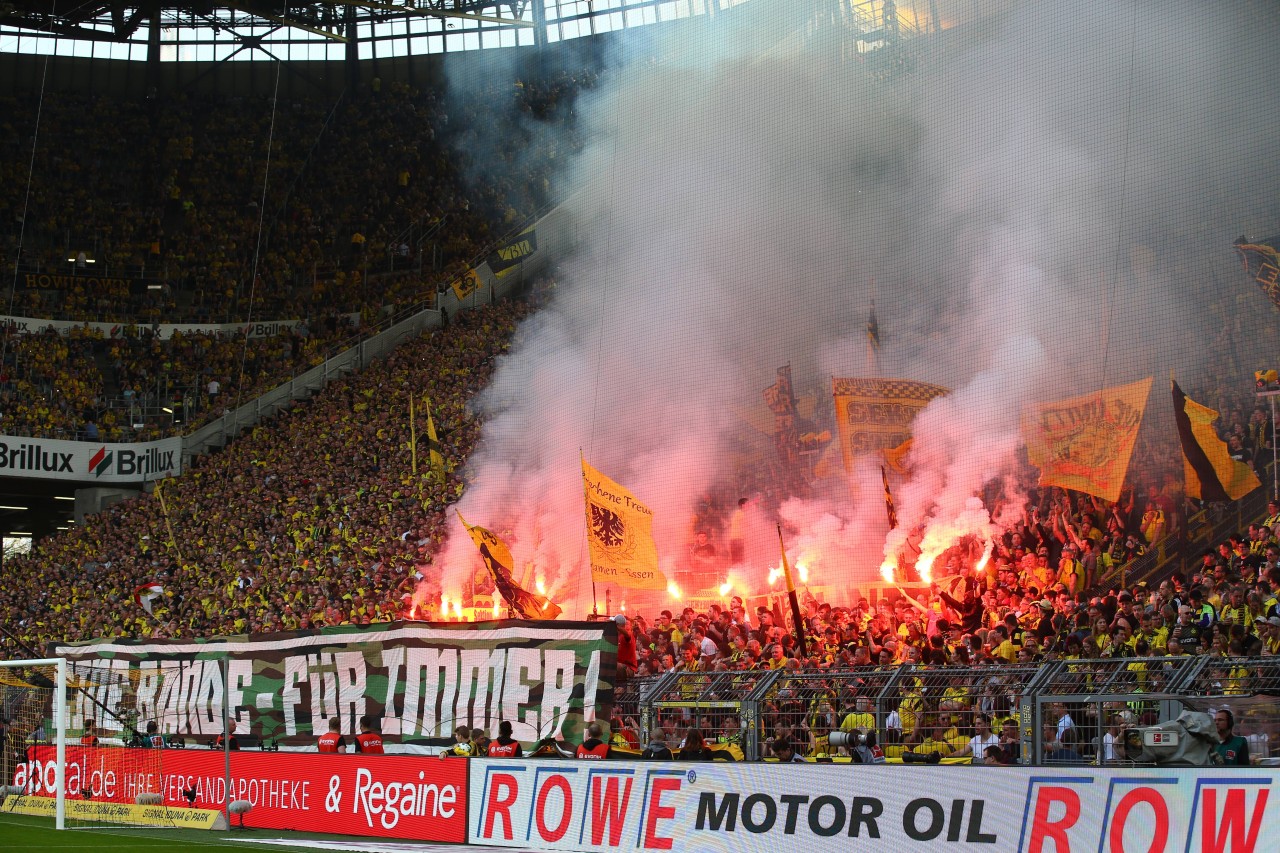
[0,436,182,483]
[469,759,1274,853]
[13,746,467,841]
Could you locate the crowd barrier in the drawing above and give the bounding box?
[630,656,1280,764]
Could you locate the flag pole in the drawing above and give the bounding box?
[154,479,184,564]
[776,523,808,657]
[409,391,417,476]
[581,450,599,616]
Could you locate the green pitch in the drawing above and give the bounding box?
[0,813,292,852]
[0,812,449,853]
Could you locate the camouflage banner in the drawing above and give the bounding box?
[52,620,616,754]
[832,377,949,473]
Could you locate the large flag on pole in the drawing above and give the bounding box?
[1233,236,1280,309]
[776,524,808,658]
[762,365,796,416]
[832,377,949,473]
[1021,377,1152,502]
[1172,381,1261,502]
[581,457,666,590]
[457,512,562,620]
[423,396,445,481]
[881,465,898,530]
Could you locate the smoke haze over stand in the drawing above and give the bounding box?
[428,1,1280,617]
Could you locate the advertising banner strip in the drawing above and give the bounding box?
[52,620,617,753]
[0,435,182,483]
[13,747,466,841]
[468,758,1276,853]
[2,794,227,829]
[0,314,308,341]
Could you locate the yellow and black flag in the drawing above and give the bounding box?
[457,512,562,620]
[423,396,445,481]
[1021,378,1152,502]
[410,394,446,481]
[1172,381,1261,502]
[762,365,796,415]
[1234,236,1280,309]
[881,465,898,530]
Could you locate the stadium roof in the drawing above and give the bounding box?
[0,1,532,43]
[0,1,770,60]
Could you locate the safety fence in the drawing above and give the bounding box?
[628,655,1280,764]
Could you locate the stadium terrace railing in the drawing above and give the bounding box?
[632,655,1280,765]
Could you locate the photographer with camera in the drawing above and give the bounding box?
[828,727,885,764]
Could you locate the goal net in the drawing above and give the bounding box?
[1,658,67,828]
[1,657,190,829]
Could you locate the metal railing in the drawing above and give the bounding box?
[629,655,1280,765]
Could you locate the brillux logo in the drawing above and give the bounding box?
[87,446,175,478]
[0,441,74,473]
[88,446,113,477]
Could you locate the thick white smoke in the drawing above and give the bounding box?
[432,1,1280,616]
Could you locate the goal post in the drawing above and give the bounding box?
[2,655,204,830]
[1,657,68,829]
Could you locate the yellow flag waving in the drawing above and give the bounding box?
[424,395,445,481]
[581,458,666,590]
[832,377,949,473]
[1022,377,1152,502]
[1172,382,1261,502]
[457,512,561,620]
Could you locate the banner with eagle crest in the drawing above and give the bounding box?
[1021,377,1152,502]
[581,457,666,590]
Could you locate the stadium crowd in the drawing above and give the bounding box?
[1,60,1276,767]
[0,299,531,652]
[0,69,593,441]
[604,475,1280,762]
[0,281,1275,766]
[0,316,361,440]
[0,73,588,324]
